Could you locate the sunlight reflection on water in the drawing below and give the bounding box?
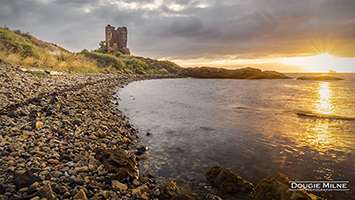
[315,82,334,115]
[303,81,349,153]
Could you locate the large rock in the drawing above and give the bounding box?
[252,172,319,200]
[160,179,180,199]
[131,185,148,197]
[13,170,42,190]
[111,180,128,192]
[74,189,88,200]
[205,165,254,193]
[37,183,55,200]
[94,147,139,180]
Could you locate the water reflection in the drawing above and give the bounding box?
[304,120,337,153]
[304,81,342,152]
[315,82,334,115]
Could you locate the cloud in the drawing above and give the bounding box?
[0,0,354,70]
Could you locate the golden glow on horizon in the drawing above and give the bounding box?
[280,53,355,72]
[166,53,355,72]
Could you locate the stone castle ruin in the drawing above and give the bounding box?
[105,24,130,55]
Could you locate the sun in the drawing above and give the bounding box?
[280,53,355,73]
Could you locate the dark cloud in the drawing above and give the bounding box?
[0,0,354,69]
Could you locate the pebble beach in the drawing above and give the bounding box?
[0,62,182,200]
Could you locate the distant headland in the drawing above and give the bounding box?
[179,66,291,79]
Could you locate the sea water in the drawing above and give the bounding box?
[117,74,355,199]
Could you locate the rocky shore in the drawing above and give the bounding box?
[0,62,182,200]
[0,62,323,200]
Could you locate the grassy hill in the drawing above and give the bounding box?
[0,27,181,74]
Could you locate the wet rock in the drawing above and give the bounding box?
[74,189,87,200]
[95,129,106,138]
[46,109,56,116]
[205,165,254,193]
[53,171,63,178]
[47,159,62,165]
[102,177,112,185]
[32,121,43,129]
[37,183,55,200]
[153,189,161,196]
[135,146,148,155]
[72,120,81,126]
[131,185,148,197]
[0,185,5,195]
[57,185,69,194]
[7,110,18,118]
[112,180,128,192]
[171,194,194,200]
[63,192,71,198]
[74,166,89,173]
[206,194,222,200]
[13,170,42,189]
[132,179,140,186]
[26,187,36,195]
[29,110,40,118]
[160,179,180,199]
[94,147,139,180]
[252,172,319,200]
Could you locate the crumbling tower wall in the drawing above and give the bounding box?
[105,24,130,54]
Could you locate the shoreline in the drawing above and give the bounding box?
[0,62,182,200]
[0,62,340,200]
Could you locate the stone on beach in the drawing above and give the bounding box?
[73,189,88,200]
[112,180,128,192]
[37,183,55,200]
[160,179,181,199]
[94,147,139,180]
[13,170,42,190]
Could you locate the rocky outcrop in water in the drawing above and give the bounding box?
[180,67,291,79]
[296,75,343,80]
[160,179,181,199]
[252,172,320,200]
[205,165,254,193]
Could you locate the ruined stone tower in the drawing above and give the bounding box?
[105,25,130,54]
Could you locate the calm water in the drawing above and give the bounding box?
[117,74,355,199]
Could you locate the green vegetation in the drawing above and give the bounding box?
[92,41,107,54]
[0,27,100,73]
[31,77,42,82]
[25,70,50,78]
[0,27,181,74]
[80,49,124,71]
[121,57,148,74]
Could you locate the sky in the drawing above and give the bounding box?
[0,0,354,72]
